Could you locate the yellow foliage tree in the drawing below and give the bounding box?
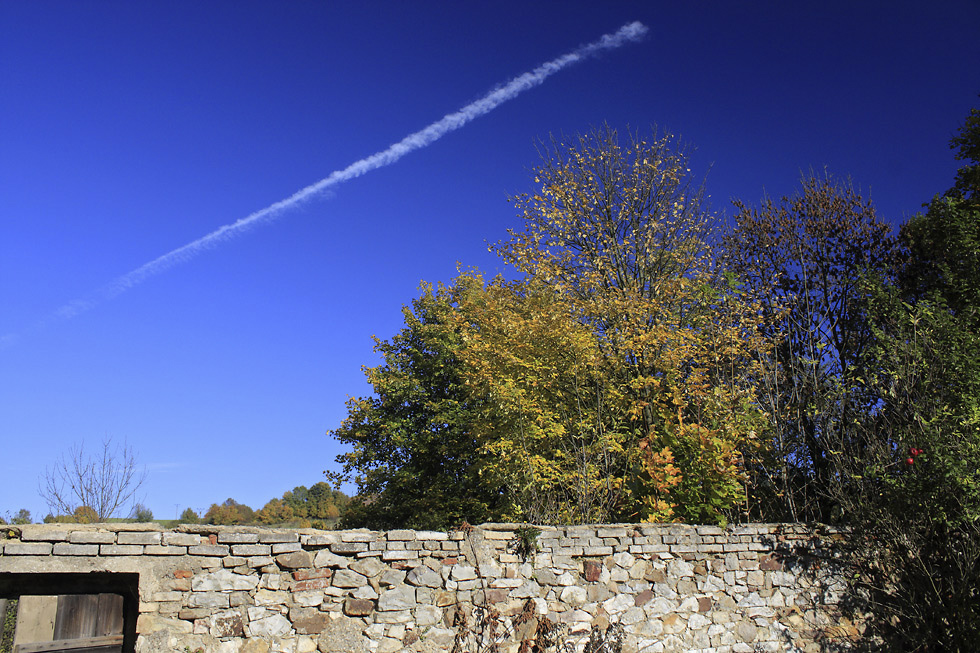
[493,126,771,524]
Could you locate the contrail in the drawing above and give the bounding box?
[44,21,648,323]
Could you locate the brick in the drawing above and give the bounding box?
[293,577,332,591]
[293,569,331,581]
[174,569,194,579]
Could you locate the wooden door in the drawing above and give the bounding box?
[14,595,123,653]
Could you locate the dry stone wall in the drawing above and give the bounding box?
[0,523,860,653]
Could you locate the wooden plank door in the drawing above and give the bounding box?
[14,595,123,653]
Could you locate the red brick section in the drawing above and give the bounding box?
[208,534,218,545]
[293,577,332,591]
[293,569,331,582]
[175,569,193,579]
[583,560,603,582]
[759,554,783,571]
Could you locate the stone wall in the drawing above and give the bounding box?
[0,523,859,653]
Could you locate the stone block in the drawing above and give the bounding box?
[406,566,442,588]
[374,610,412,623]
[188,592,230,608]
[247,614,293,638]
[19,527,69,542]
[416,531,449,541]
[292,590,326,607]
[330,542,368,555]
[210,609,245,637]
[276,550,313,569]
[293,568,331,581]
[53,543,99,556]
[4,541,52,555]
[68,531,116,544]
[381,549,417,561]
[293,613,331,634]
[349,556,384,577]
[293,577,333,591]
[340,531,373,542]
[272,542,302,554]
[219,532,259,544]
[118,531,161,545]
[332,569,368,588]
[231,544,270,556]
[189,544,230,556]
[378,586,416,611]
[343,598,375,617]
[313,549,351,568]
[386,529,416,541]
[192,568,259,592]
[259,532,299,543]
[163,532,200,546]
[100,544,143,556]
[144,545,187,555]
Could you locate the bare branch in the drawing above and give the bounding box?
[38,438,147,521]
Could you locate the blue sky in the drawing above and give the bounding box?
[2,1,978,522]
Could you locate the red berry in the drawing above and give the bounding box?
[909,446,916,456]
[906,457,915,465]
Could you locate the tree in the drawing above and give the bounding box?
[257,498,294,525]
[39,438,147,522]
[333,127,773,527]
[446,272,626,524]
[823,102,980,651]
[130,503,153,523]
[331,284,504,530]
[723,174,896,521]
[178,507,200,524]
[494,127,771,524]
[203,499,255,525]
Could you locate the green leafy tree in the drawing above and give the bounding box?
[178,507,200,524]
[331,286,503,530]
[826,103,980,651]
[130,503,153,523]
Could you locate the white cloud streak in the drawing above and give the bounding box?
[50,21,647,321]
